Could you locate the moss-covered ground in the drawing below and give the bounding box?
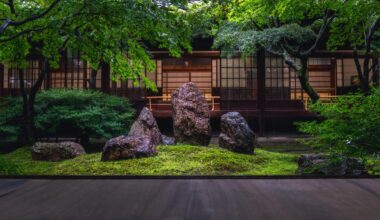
[1,145,378,176]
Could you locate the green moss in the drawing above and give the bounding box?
[1,145,301,176]
[366,157,380,175]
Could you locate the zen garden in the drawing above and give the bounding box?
[0,0,379,176]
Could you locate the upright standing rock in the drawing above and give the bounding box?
[129,107,162,146]
[219,112,256,154]
[172,82,211,146]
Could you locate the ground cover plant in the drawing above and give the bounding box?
[0,145,300,176]
[1,144,379,176]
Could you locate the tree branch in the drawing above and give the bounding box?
[0,26,46,42]
[363,18,379,80]
[301,11,335,57]
[8,0,16,15]
[0,0,61,35]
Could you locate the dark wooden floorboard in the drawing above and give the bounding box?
[0,179,379,220]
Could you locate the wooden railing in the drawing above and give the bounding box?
[146,95,220,111]
[304,95,338,110]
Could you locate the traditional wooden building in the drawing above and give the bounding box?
[0,49,378,134]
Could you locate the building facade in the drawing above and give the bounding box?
[0,50,378,134]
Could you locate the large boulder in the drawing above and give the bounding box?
[32,142,86,162]
[101,135,156,161]
[129,107,162,146]
[219,112,256,154]
[296,154,369,176]
[172,82,211,146]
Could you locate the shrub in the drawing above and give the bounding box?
[0,89,135,145]
[297,89,380,158]
[0,97,22,142]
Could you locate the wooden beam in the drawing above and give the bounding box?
[151,51,221,58]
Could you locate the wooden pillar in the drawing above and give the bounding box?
[83,61,88,89]
[331,58,337,95]
[373,56,379,87]
[45,59,52,90]
[257,49,266,137]
[101,62,110,94]
[64,50,68,88]
[0,64,4,97]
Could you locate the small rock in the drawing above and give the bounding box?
[219,112,256,154]
[162,135,175,145]
[101,135,156,161]
[32,142,86,162]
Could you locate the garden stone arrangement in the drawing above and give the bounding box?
[129,107,162,146]
[219,112,256,154]
[101,135,156,161]
[101,107,163,161]
[32,142,86,162]
[296,154,368,176]
[172,82,212,146]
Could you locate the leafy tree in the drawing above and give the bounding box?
[0,0,192,144]
[214,0,343,102]
[185,0,231,38]
[328,0,380,94]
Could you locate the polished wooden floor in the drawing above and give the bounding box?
[0,179,379,220]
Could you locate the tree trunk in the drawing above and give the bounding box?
[18,59,50,145]
[88,68,97,90]
[353,49,371,95]
[80,133,90,147]
[18,69,34,145]
[297,58,320,103]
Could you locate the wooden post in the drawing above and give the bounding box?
[101,62,110,94]
[373,56,379,87]
[331,58,337,96]
[45,59,51,90]
[257,49,266,137]
[83,61,88,89]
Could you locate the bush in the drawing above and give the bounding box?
[0,89,135,145]
[297,89,380,158]
[0,97,22,142]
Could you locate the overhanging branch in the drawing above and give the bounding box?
[0,26,46,42]
[301,11,335,57]
[0,0,61,35]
